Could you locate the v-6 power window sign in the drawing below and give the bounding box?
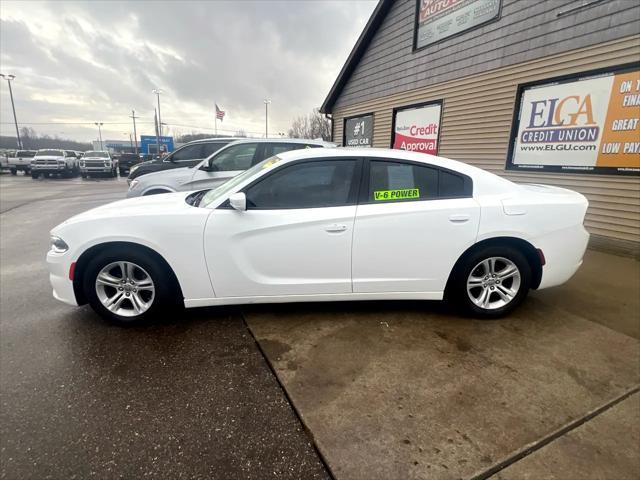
[392,102,442,155]
[415,0,502,49]
[508,67,640,176]
[344,115,373,147]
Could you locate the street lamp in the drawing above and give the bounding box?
[94,122,104,150]
[264,99,271,138]
[152,88,163,136]
[0,73,22,149]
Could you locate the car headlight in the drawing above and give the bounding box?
[50,235,69,253]
[129,179,139,189]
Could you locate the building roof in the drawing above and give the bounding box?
[320,0,393,114]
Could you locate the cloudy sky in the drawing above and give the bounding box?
[0,0,376,143]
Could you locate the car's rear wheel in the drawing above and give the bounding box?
[83,250,179,325]
[31,172,39,179]
[450,246,531,318]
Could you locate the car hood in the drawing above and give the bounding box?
[34,156,65,160]
[83,156,110,160]
[55,191,196,229]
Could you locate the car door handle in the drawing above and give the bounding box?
[449,214,470,223]
[325,224,348,233]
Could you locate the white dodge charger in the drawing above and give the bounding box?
[47,148,589,325]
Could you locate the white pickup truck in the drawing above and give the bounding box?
[8,150,37,175]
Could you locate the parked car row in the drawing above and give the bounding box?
[0,149,146,179]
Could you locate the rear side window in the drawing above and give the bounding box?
[245,160,357,209]
[368,160,470,202]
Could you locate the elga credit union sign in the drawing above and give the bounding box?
[508,66,640,176]
[392,102,442,155]
[344,114,373,147]
[415,0,502,49]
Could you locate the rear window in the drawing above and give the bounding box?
[37,150,63,156]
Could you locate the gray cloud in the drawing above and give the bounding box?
[0,0,375,141]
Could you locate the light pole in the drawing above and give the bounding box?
[152,88,163,136]
[94,122,103,150]
[0,73,22,149]
[264,99,271,138]
[124,132,133,151]
[129,109,139,154]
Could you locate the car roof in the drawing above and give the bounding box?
[226,138,335,147]
[273,147,516,191]
[186,137,236,144]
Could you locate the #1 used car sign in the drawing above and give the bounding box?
[344,114,373,147]
[393,102,442,155]
[508,67,640,175]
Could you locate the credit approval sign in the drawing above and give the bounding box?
[508,66,640,176]
[392,102,442,155]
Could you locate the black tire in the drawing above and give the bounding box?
[81,173,87,179]
[31,172,39,179]
[82,249,181,325]
[10,168,17,175]
[448,245,531,318]
[43,173,50,178]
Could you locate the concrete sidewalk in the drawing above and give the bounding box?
[244,249,640,479]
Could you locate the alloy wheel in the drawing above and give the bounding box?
[466,257,521,310]
[95,261,155,317]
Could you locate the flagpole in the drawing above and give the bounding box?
[214,101,217,136]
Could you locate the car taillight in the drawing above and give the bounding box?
[537,248,546,266]
[69,262,76,281]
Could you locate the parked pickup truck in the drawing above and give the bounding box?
[31,149,80,178]
[117,153,142,176]
[8,150,37,175]
[80,151,117,178]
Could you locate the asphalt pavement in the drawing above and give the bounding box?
[0,173,329,479]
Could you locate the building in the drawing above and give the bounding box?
[92,139,137,154]
[321,0,640,255]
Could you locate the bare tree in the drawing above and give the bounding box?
[288,108,331,141]
[234,129,247,138]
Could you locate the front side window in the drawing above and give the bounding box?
[368,160,469,202]
[170,144,203,162]
[211,143,258,171]
[65,151,76,158]
[245,160,356,209]
[201,142,229,158]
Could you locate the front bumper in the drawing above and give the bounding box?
[32,164,68,173]
[81,166,112,173]
[46,250,78,306]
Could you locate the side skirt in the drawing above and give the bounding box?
[184,291,444,308]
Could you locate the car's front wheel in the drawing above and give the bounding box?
[450,246,531,318]
[83,250,179,325]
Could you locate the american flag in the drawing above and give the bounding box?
[215,104,225,121]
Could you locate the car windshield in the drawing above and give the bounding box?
[199,155,283,208]
[84,151,109,158]
[37,150,63,156]
[17,151,36,157]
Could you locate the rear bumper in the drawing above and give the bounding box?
[46,251,78,306]
[536,224,589,290]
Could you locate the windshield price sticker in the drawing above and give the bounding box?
[374,188,420,201]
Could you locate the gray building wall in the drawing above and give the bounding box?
[334,0,640,109]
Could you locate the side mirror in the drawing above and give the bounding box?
[229,192,247,212]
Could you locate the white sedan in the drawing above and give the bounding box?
[47,148,589,325]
